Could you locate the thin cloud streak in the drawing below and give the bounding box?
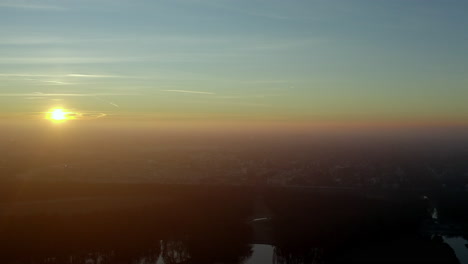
[66,74,125,78]
[161,90,215,95]
[0,35,326,53]
[0,57,148,64]
[0,73,130,79]
[0,92,138,97]
[0,2,66,10]
[41,80,74,85]
[0,74,59,77]
[95,97,120,108]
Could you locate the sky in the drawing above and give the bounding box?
[1,0,467,126]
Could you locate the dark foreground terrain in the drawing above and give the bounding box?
[0,180,466,263]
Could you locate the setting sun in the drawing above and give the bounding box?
[47,108,73,122]
[51,109,66,120]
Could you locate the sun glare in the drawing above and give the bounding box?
[47,108,73,122]
[51,109,66,120]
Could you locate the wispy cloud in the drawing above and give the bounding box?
[66,74,125,78]
[0,92,137,97]
[73,112,108,120]
[0,73,129,79]
[0,57,148,64]
[0,35,325,51]
[48,111,109,120]
[0,73,56,78]
[95,96,120,108]
[215,94,283,99]
[24,97,46,100]
[41,80,74,85]
[160,90,215,95]
[0,37,70,45]
[190,0,312,21]
[0,2,66,10]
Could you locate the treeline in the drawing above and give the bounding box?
[0,181,254,263]
[436,190,468,225]
[0,180,255,202]
[0,181,463,263]
[265,188,427,244]
[264,188,436,263]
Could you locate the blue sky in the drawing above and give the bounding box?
[1,0,467,124]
